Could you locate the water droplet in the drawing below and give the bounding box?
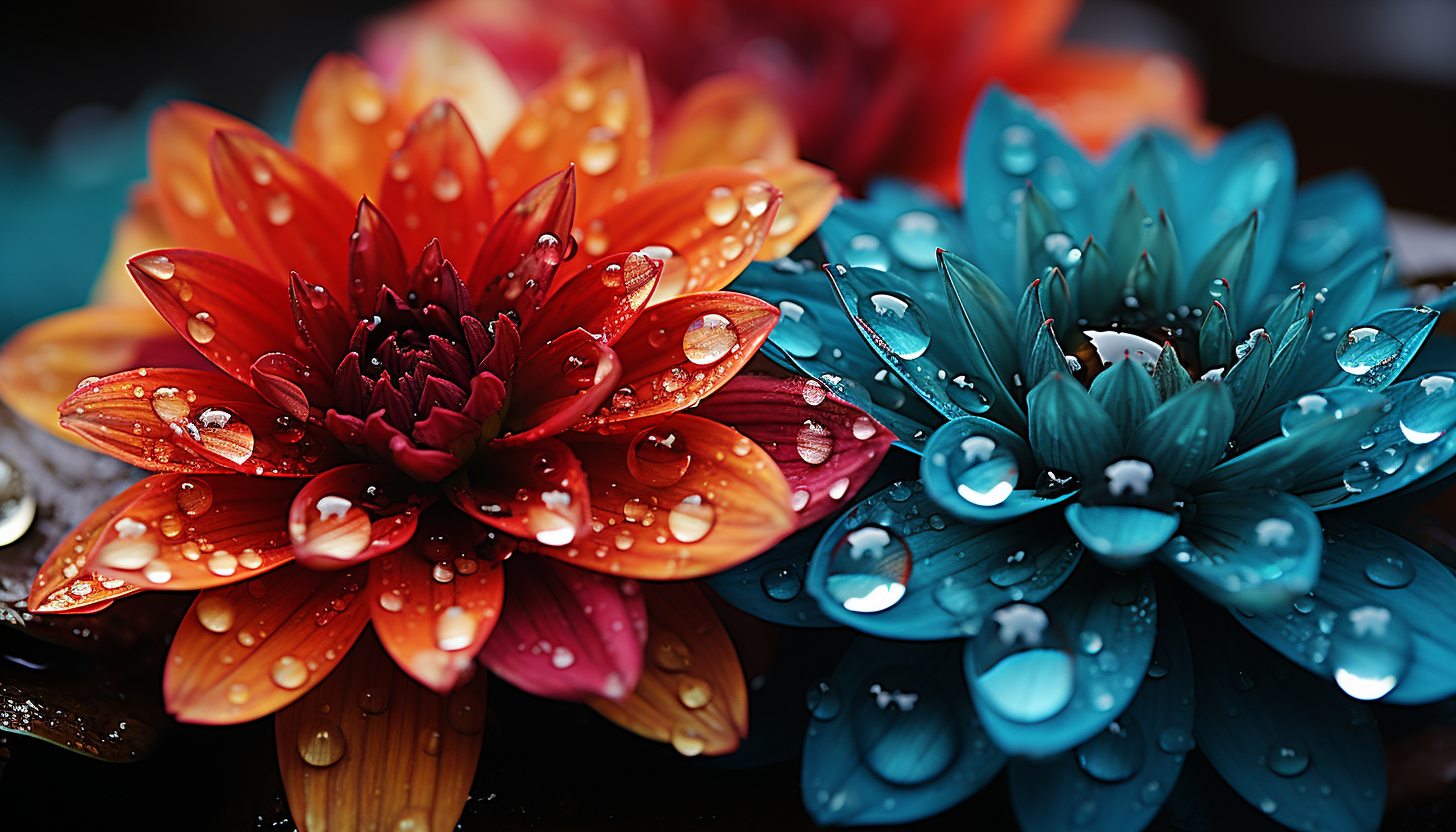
[887,212,949,271]
[227,683,250,705]
[271,656,309,690]
[195,596,235,632]
[195,407,254,464]
[550,646,575,668]
[998,125,1038,176]
[805,680,841,720]
[761,567,802,601]
[989,550,1035,587]
[825,526,911,613]
[1399,374,1456,444]
[0,456,34,547]
[297,718,346,766]
[856,291,931,359]
[947,374,994,414]
[627,427,691,487]
[677,675,713,709]
[359,687,390,714]
[796,420,833,465]
[1281,393,1330,436]
[579,127,620,175]
[1344,460,1380,493]
[133,253,175,280]
[704,186,740,227]
[682,313,738,364]
[187,311,217,344]
[667,494,715,543]
[971,604,1074,723]
[1079,631,1104,654]
[1158,726,1195,754]
[1076,718,1146,782]
[435,606,478,651]
[1335,326,1400,376]
[743,182,773,218]
[948,434,1018,507]
[649,631,691,672]
[845,233,892,271]
[265,193,294,226]
[670,727,706,756]
[775,300,822,358]
[1259,797,1278,814]
[1364,554,1416,589]
[852,416,878,441]
[1331,604,1413,700]
[1267,741,1311,777]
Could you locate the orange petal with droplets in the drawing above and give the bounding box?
[90,185,175,307]
[379,99,494,268]
[288,463,430,570]
[164,562,371,724]
[291,52,407,203]
[275,630,485,832]
[466,166,575,324]
[493,47,651,225]
[749,160,839,260]
[72,473,301,591]
[0,305,191,444]
[578,292,778,427]
[148,102,266,262]
[448,439,590,545]
[397,27,520,155]
[523,251,660,354]
[566,169,780,303]
[61,368,349,476]
[27,475,161,614]
[655,74,798,173]
[502,330,620,443]
[587,582,747,756]
[544,413,794,580]
[210,130,356,297]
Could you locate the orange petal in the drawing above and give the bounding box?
[578,292,778,427]
[448,439,590,544]
[748,160,839,260]
[492,47,651,226]
[210,130,356,297]
[397,27,521,155]
[289,463,430,570]
[61,368,349,476]
[148,102,266,262]
[380,99,494,268]
[80,473,302,590]
[523,251,660,354]
[275,630,485,832]
[655,74,798,173]
[291,52,407,203]
[0,305,188,444]
[164,562,371,724]
[89,185,175,307]
[367,516,505,693]
[502,330,620,442]
[27,474,161,614]
[587,581,747,756]
[544,413,794,580]
[466,166,575,323]
[565,168,780,303]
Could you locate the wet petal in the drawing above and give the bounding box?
[164,563,371,723]
[655,74,796,173]
[1282,171,1389,281]
[479,556,646,702]
[147,102,266,262]
[346,197,409,319]
[291,52,407,203]
[379,99,494,267]
[1127,381,1234,488]
[806,480,1081,641]
[396,28,520,154]
[502,331,620,443]
[493,47,651,224]
[251,352,335,420]
[466,166,575,324]
[545,413,795,580]
[752,160,839,260]
[939,251,1023,417]
[580,292,778,426]
[275,630,485,832]
[692,374,896,527]
[921,416,1074,524]
[703,523,837,629]
[447,439,589,546]
[1063,504,1181,568]
[586,582,747,756]
[368,515,505,693]
[1326,306,1440,392]
[288,463,429,569]
[521,251,660,354]
[1088,357,1160,445]
[1027,374,1124,483]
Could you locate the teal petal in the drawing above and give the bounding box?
[1256,309,1313,416]
[1279,171,1388,281]
[1150,341,1192,401]
[1027,374,1124,482]
[1223,331,1272,434]
[1072,238,1120,323]
[1142,209,1184,307]
[805,481,1082,640]
[1190,607,1384,832]
[1016,185,1075,291]
[800,637,1005,826]
[1027,319,1071,387]
[1064,504,1180,568]
[921,416,1076,523]
[1294,250,1387,382]
[1198,301,1235,371]
[939,250,1021,397]
[820,178,964,280]
[1126,251,1162,314]
[1235,517,1456,704]
[965,565,1156,757]
[1187,213,1257,333]
[1007,597,1194,832]
[1127,381,1234,488]
[1089,358,1159,445]
[1263,283,1311,351]
[1105,187,1151,280]
[1328,305,1440,392]
[1155,489,1321,609]
[1106,134,1180,236]
[705,524,837,628]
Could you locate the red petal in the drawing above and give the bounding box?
[288,463,430,569]
[251,352,335,420]
[209,129,356,297]
[76,473,302,590]
[501,330,620,443]
[446,438,589,546]
[544,413,794,579]
[479,556,646,702]
[288,271,353,373]
[587,582,748,756]
[275,630,485,832]
[61,368,350,476]
[346,197,409,318]
[290,53,407,204]
[367,513,505,693]
[363,410,465,482]
[164,563,371,724]
[577,292,778,427]
[379,99,494,268]
[561,169,780,303]
[491,47,651,227]
[521,251,660,354]
[465,167,575,325]
[129,248,309,386]
[147,102,266,262]
[693,375,895,527]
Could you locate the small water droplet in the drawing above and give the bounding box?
[271,656,308,690]
[761,567,802,601]
[187,311,217,344]
[297,718,346,766]
[998,125,1038,176]
[435,606,478,651]
[195,596,235,632]
[1267,741,1311,777]
[1076,718,1146,783]
[1365,555,1416,589]
[667,494,714,543]
[677,675,713,709]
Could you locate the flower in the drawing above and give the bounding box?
[0,38,887,830]
[725,88,1456,828]
[363,0,1208,193]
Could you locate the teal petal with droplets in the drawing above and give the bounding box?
[1026,374,1123,482]
[1064,504,1180,568]
[705,523,837,628]
[921,415,1074,523]
[1327,305,1440,392]
[1088,358,1159,444]
[1127,381,1234,488]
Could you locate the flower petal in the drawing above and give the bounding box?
[210,129,356,297]
[1027,373,1124,483]
[61,368,349,476]
[1063,504,1180,568]
[521,251,660,354]
[501,330,620,443]
[703,524,837,629]
[288,463,429,569]
[752,160,839,260]
[379,99,494,267]
[544,413,794,579]
[801,636,1004,826]
[27,474,165,614]
[1326,305,1440,392]
[347,197,410,318]
[275,630,485,832]
[447,439,589,547]
[367,515,505,693]
[291,52,407,203]
[587,581,747,756]
[920,415,1075,524]
[492,47,651,225]
[147,102,266,262]
[478,556,646,702]
[564,169,781,303]
[396,27,520,154]
[1127,381,1235,488]
[655,74,797,173]
[77,473,302,590]
[466,166,575,324]
[579,292,778,426]
[164,562,371,724]
[1088,357,1160,445]
[693,374,895,527]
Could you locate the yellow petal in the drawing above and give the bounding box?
[746,160,840,261]
[397,27,521,155]
[88,185,175,307]
[655,73,798,173]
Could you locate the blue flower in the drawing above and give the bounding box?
[721,87,1456,830]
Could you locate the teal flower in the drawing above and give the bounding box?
[722,88,1456,829]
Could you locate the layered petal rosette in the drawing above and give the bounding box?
[728,88,1456,829]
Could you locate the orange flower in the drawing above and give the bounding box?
[364,0,1208,194]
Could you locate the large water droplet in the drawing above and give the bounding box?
[998,125,1038,176]
[704,186,740,227]
[1077,718,1146,783]
[857,292,932,359]
[1330,604,1413,700]
[649,630,691,672]
[195,596,235,633]
[887,211,950,271]
[579,127,620,175]
[195,407,255,464]
[667,494,715,543]
[187,311,217,344]
[1335,326,1400,376]
[627,427,691,487]
[1399,375,1456,444]
[971,603,1075,723]
[435,606,478,651]
[854,669,958,785]
[1281,393,1330,436]
[775,300,822,358]
[677,675,713,709]
[432,168,463,202]
[761,567,802,601]
[0,455,36,547]
[825,526,911,613]
[796,420,833,465]
[682,313,738,365]
[947,374,994,414]
[271,656,309,690]
[948,434,1018,507]
[297,718,346,767]
[845,233,892,271]
[1267,741,1310,777]
[177,478,214,516]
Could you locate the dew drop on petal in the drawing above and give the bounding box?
[677,675,713,709]
[998,125,1038,176]
[805,679,841,720]
[133,253,175,280]
[825,526,910,613]
[857,291,931,359]
[271,656,309,690]
[775,300,822,358]
[852,416,878,441]
[971,603,1075,723]
[682,313,738,364]
[195,596,235,633]
[649,631,691,672]
[948,433,1018,507]
[761,567,802,601]
[1267,741,1311,777]
[187,312,217,344]
[1399,374,1456,444]
[1335,326,1400,376]
[627,427,692,487]
[435,606,478,651]
[704,186,740,227]
[1330,604,1413,700]
[668,494,715,543]
[177,478,214,516]
[1076,718,1146,783]
[796,420,833,465]
[296,718,347,767]
[887,211,949,271]
[432,168,463,202]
